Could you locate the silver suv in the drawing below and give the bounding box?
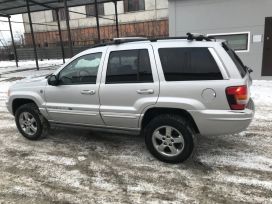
[6,34,255,163]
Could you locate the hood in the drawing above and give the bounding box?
[10,75,48,90]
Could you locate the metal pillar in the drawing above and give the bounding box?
[26,0,39,70]
[55,9,65,64]
[114,0,119,38]
[8,16,18,67]
[94,0,101,42]
[63,0,73,57]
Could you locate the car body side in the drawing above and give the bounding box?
[6,40,254,136]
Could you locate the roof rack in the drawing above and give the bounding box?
[186,33,214,41]
[91,33,215,48]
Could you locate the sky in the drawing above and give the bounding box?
[0,14,24,46]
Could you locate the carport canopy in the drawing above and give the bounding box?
[0,0,122,69]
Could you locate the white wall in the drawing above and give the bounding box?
[168,0,272,79]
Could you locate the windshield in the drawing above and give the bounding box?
[222,42,247,78]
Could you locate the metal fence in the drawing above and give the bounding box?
[0,45,90,61]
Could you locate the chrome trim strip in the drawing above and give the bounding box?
[101,112,140,119]
[47,109,97,116]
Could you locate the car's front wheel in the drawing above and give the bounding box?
[15,103,49,140]
[144,114,194,163]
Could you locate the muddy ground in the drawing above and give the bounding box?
[0,83,272,203]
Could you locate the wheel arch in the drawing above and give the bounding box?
[140,107,200,134]
[12,98,38,115]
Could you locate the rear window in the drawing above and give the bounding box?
[222,43,247,78]
[158,48,223,81]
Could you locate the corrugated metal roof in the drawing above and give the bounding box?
[0,0,120,16]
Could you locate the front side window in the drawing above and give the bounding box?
[159,48,223,81]
[124,0,145,12]
[59,53,102,85]
[208,33,249,51]
[106,49,153,83]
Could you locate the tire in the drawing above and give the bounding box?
[144,114,194,163]
[15,103,49,140]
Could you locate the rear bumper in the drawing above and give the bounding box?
[189,100,255,136]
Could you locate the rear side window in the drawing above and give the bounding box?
[222,43,247,78]
[159,48,223,81]
[106,49,153,83]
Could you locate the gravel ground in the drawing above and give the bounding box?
[0,79,271,203]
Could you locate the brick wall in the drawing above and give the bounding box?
[24,19,168,47]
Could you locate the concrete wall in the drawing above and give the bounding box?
[23,0,168,33]
[169,0,272,79]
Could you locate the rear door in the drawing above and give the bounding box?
[99,44,159,129]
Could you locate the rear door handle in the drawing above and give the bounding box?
[136,89,154,95]
[80,90,96,95]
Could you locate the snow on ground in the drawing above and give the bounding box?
[0,71,271,203]
[251,80,272,107]
[0,59,65,70]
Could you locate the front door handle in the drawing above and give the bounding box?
[80,90,96,95]
[136,89,154,95]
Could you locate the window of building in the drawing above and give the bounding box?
[52,8,69,21]
[124,0,145,12]
[208,32,250,52]
[58,53,102,85]
[106,49,153,83]
[85,4,105,17]
[159,48,223,81]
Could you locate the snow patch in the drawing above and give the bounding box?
[27,154,77,166]
[199,151,272,172]
[217,174,272,191]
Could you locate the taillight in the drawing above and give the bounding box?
[226,85,248,110]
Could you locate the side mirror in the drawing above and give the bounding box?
[48,75,58,86]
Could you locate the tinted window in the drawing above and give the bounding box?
[59,53,102,85]
[159,48,223,81]
[222,43,247,78]
[106,49,153,83]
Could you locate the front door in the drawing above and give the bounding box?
[262,17,272,76]
[45,52,105,126]
[99,44,159,129]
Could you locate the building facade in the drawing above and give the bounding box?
[23,0,168,47]
[169,0,272,79]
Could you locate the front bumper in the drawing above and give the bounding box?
[189,99,255,136]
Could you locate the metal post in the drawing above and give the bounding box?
[94,0,101,42]
[55,9,65,64]
[8,16,18,67]
[114,0,119,37]
[26,0,39,70]
[63,0,73,57]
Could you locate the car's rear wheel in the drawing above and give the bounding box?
[144,114,194,163]
[15,103,49,140]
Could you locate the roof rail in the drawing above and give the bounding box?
[113,37,148,44]
[91,33,215,48]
